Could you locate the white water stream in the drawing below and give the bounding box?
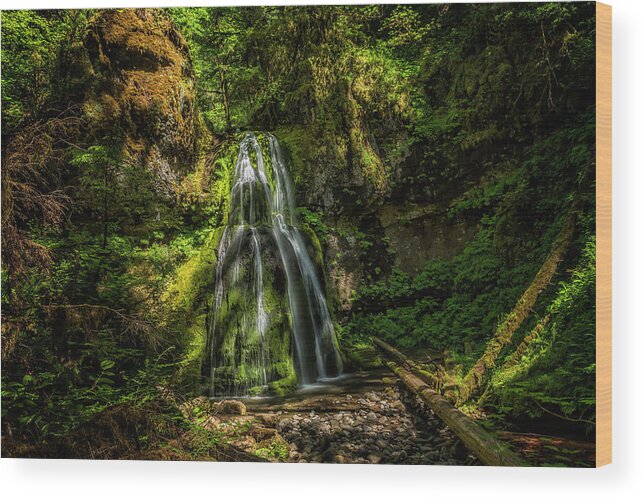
[208,133,342,395]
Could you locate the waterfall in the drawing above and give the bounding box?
[207,133,342,396]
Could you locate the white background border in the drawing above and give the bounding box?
[1,0,640,497]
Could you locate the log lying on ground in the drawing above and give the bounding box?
[372,337,441,387]
[379,354,528,466]
[456,210,576,405]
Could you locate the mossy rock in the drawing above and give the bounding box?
[83,9,206,183]
[267,372,298,397]
[161,227,226,392]
[342,343,382,370]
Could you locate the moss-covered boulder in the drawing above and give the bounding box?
[82,8,205,191]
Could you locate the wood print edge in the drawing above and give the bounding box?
[596,0,612,468]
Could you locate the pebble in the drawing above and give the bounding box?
[271,385,478,466]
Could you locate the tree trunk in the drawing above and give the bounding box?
[372,337,441,388]
[456,210,576,405]
[102,163,109,249]
[382,357,527,466]
[220,71,231,131]
[502,313,552,370]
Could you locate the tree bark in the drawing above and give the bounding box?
[372,337,440,387]
[382,357,527,466]
[220,71,231,131]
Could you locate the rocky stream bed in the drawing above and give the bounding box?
[197,370,480,465]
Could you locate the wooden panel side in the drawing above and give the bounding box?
[596,1,612,468]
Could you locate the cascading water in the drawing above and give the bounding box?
[207,133,342,396]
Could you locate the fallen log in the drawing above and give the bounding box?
[374,339,528,466]
[457,210,576,405]
[372,337,441,387]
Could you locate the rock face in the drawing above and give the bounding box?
[276,127,481,314]
[378,202,479,275]
[83,9,202,191]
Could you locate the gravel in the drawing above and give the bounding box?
[274,384,480,465]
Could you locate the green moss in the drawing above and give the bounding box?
[268,372,298,396]
[162,227,225,391]
[274,126,316,189]
[210,245,298,395]
[342,343,382,370]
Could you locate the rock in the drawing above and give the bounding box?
[257,413,278,425]
[366,392,380,402]
[234,435,257,450]
[367,453,383,464]
[83,9,200,185]
[366,412,378,422]
[249,426,278,442]
[277,419,291,432]
[322,446,338,462]
[217,399,247,415]
[391,401,406,412]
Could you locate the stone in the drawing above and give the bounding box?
[391,401,406,412]
[366,392,380,402]
[217,399,247,415]
[257,413,278,425]
[367,453,382,464]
